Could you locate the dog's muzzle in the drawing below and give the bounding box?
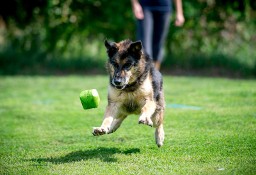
[111,77,127,90]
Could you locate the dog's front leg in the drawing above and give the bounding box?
[138,100,156,127]
[92,103,125,136]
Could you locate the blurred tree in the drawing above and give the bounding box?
[0,0,255,76]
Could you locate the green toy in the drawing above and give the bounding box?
[80,89,100,109]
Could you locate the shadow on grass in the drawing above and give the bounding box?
[29,147,140,164]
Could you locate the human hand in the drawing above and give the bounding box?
[132,1,144,19]
[175,13,185,26]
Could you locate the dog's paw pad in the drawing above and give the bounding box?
[92,127,107,136]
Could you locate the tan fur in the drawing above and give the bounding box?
[93,40,165,147]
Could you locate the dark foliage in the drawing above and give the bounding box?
[0,0,255,77]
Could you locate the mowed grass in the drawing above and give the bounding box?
[0,75,255,175]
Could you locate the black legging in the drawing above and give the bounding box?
[136,9,170,62]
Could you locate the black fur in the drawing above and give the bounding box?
[106,39,163,101]
[121,52,152,92]
[105,40,118,58]
[150,66,163,101]
[97,39,165,147]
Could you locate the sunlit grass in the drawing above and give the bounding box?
[0,75,255,174]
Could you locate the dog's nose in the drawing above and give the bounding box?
[114,78,122,86]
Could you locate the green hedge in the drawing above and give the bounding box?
[0,0,255,77]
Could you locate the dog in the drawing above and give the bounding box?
[92,39,165,147]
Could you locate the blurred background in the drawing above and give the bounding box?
[0,0,255,77]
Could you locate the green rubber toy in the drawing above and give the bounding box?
[80,89,100,109]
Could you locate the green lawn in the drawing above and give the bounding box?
[0,75,255,175]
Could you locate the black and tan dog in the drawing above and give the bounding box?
[92,39,165,147]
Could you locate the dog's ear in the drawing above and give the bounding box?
[128,41,142,60]
[104,40,115,49]
[129,41,142,58]
[104,40,118,57]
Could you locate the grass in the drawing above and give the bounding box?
[0,75,255,175]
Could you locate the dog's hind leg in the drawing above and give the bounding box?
[152,109,164,147]
[155,124,164,147]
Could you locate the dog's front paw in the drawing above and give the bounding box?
[92,127,108,136]
[138,115,153,127]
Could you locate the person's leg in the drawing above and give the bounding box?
[152,11,171,70]
[136,9,153,58]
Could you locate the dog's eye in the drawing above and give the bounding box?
[123,62,133,70]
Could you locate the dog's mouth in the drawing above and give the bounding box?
[112,83,126,90]
[115,86,125,90]
[111,81,126,90]
[111,77,129,90]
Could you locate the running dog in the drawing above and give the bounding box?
[92,39,165,147]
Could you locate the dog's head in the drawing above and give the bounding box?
[105,39,144,90]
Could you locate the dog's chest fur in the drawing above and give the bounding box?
[108,75,153,115]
